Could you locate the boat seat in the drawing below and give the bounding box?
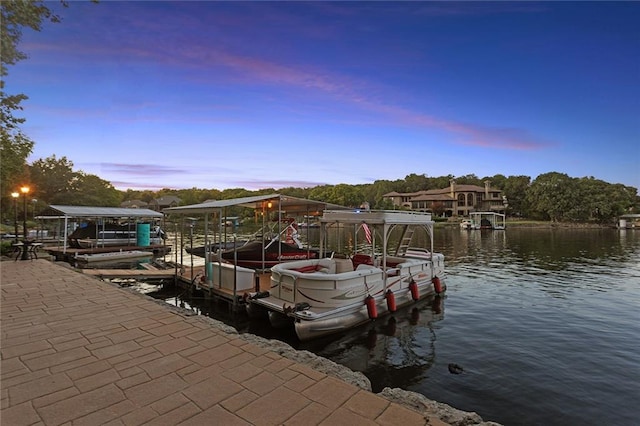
[334,258,353,273]
[291,259,336,274]
[351,253,374,269]
[356,264,377,271]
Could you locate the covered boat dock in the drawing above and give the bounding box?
[618,214,640,229]
[469,211,506,230]
[36,205,166,258]
[163,194,348,303]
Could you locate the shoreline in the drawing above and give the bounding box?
[437,219,619,229]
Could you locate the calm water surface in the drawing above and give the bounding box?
[151,227,640,426]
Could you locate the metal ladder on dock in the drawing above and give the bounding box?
[394,225,415,256]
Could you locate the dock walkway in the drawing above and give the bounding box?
[1,260,446,425]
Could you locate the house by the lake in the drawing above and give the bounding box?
[148,196,181,211]
[383,180,507,217]
[120,196,181,211]
[120,199,148,209]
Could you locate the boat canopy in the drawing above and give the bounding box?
[43,205,163,219]
[321,209,433,225]
[318,209,435,267]
[163,193,346,215]
[164,194,349,272]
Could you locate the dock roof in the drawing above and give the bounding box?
[40,205,164,219]
[163,194,347,215]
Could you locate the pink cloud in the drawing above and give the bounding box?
[23,6,552,152]
[368,103,552,150]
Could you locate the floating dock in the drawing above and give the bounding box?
[43,244,171,262]
[82,268,179,280]
[41,243,271,307]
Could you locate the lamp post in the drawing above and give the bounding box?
[11,192,19,242]
[20,186,30,260]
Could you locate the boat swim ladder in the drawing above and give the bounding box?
[394,225,415,256]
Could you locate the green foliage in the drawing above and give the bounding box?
[1,240,15,257]
[526,173,637,223]
[526,172,574,221]
[403,173,430,192]
[24,155,122,207]
[29,155,75,203]
[0,128,33,198]
[73,173,123,206]
[308,184,364,207]
[500,175,531,217]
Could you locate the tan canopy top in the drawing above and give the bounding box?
[163,193,347,216]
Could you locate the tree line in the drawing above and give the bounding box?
[3,155,638,226]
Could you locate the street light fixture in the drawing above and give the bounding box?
[11,192,19,242]
[20,186,30,260]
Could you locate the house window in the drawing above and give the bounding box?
[457,194,465,206]
[467,194,474,206]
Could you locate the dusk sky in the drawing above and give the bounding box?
[10,1,640,191]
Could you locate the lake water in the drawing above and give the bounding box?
[151,227,640,426]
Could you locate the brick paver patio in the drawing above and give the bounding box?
[1,260,443,425]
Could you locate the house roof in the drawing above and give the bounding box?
[412,193,452,201]
[384,184,502,199]
[153,196,181,205]
[120,199,148,208]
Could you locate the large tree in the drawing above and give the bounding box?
[501,175,531,217]
[526,172,577,221]
[29,155,76,203]
[1,1,66,202]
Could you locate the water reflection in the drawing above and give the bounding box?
[299,296,445,389]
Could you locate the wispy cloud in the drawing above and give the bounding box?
[109,180,172,191]
[23,8,552,152]
[233,179,329,190]
[99,163,191,177]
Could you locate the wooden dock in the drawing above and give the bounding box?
[43,244,170,262]
[83,265,204,281]
[76,258,272,306]
[82,268,177,279]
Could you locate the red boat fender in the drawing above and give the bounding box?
[385,290,397,312]
[409,279,419,301]
[432,276,443,294]
[365,295,378,319]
